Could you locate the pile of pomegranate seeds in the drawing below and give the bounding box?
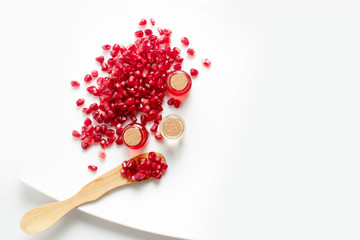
[120,152,168,181]
[71,18,210,153]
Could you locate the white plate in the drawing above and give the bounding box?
[17,1,360,239]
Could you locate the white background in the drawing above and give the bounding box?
[1,0,360,239]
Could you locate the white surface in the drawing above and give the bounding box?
[2,0,360,239]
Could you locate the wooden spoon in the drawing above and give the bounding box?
[20,152,166,234]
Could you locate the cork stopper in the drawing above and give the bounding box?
[123,127,142,146]
[162,118,183,138]
[170,73,188,91]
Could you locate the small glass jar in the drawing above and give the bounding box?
[159,114,185,140]
[166,70,192,96]
[122,123,149,149]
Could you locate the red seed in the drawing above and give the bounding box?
[84,118,92,126]
[84,74,92,83]
[102,44,111,51]
[71,81,80,87]
[174,99,181,108]
[139,19,147,26]
[150,18,155,25]
[150,123,158,132]
[181,37,189,46]
[72,130,81,138]
[88,165,98,172]
[115,136,123,145]
[202,59,211,67]
[76,98,85,106]
[190,68,199,76]
[187,48,195,56]
[144,29,153,36]
[135,30,144,38]
[167,98,175,105]
[91,70,98,78]
[148,152,156,161]
[95,56,104,63]
[173,64,182,71]
[98,151,106,159]
[155,132,163,140]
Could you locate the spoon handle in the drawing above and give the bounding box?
[20,165,130,234]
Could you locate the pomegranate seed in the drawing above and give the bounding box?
[82,107,90,114]
[174,99,180,108]
[91,70,99,78]
[95,56,104,63]
[190,68,199,76]
[167,98,175,105]
[187,48,195,56]
[163,29,172,36]
[202,58,211,67]
[76,98,85,106]
[148,152,156,161]
[115,136,123,145]
[144,29,153,36]
[88,165,98,172]
[155,132,163,140]
[135,30,144,38]
[181,37,189,46]
[106,129,115,137]
[139,19,147,26]
[98,151,106,159]
[71,81,80,87]
[173,64,182,71]
[81,141,89,150]
[102,44,111,51]
[84,118,92,126]
[100,139,108,149]
[150,18,155,25]
[84,74,92,83]
[107,136,116,144]
[72,130,81,138]
[150,123,158,132]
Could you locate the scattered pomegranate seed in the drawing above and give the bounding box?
[76,98,85,106]
[115,136,123,145]
[135,30,144,38]
[187,48,195,56]
[71,19,208,154]
[71,81,80,88]
[72,130,81,138]
[95,56,104,63]
[84,74,92,83]
[98,151,106,159]
[139,19,147,26]
[174,99,181,108]
[84,118,92,126]
[202,59,211,67]
[144,29,153,36]
[88,165,98,172]
[155,132,163,140]
[167,98,175,105]
[181,37,189,46]
[91,70,98,78]
[150,123,158,132]
[102,44,111,51]
[150,18,155,25]
[190,68,199,77]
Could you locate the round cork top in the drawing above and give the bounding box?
[123,127,142,146]
[170,73,188,91]
[162,118,183,137]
